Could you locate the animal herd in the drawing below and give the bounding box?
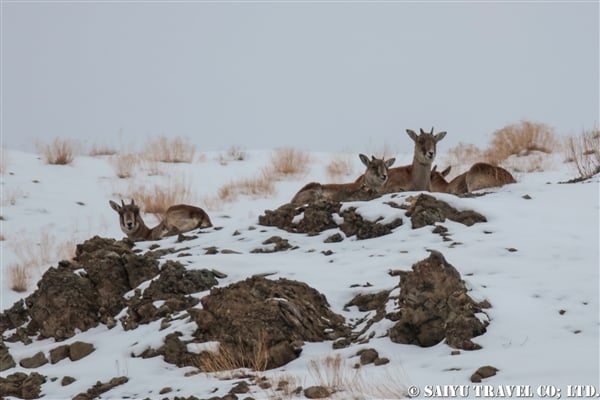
[110,128,516,241]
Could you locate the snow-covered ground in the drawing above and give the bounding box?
[1,147,598,399]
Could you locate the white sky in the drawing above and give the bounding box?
[1,1,598,153]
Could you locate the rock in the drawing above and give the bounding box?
[230,381,250,394]
[144,261,218,299]
[357,348,379,365]
[69,341,95,361]
[388,250,490,350]
[159,387,172,394]
[373,357,389,366]
[304,385,331,399]
[0,342,16,371]
[50,344,70,364]
[251,236,293,253]
[339,208,402,239]
[190,277,349,370]
[471,365,498,382]
[0,372,46,399]
[61,376,76,386]
[74,376,129,400]
[405,194,487,229]
[19,351,48,368]
[324,233,344,243]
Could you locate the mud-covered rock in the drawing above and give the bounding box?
[340,208,402,239]
[259,201,341,235]
[144,261,218,299]
[405,194,487,229]
[19,351,48,369]
[388,250,490,350]
[72,376,129,400]
[0,372,46,399]
[471,365,498,382]
[258,201,402,239]
[0,342,16,371]
[189,277,350,370]
[69,341,95,361]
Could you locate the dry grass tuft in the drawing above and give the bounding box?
[326,154,354,180]
[443,142,485,171]
[267,148,311,179]
[88,144,117,157]
[8,230,77,292]
[125,176,196,218]
[565,127,600,179]
[217,172,276,203]
[111,153,141,179]
[308,354,408,399]
[8,264,30,292]
[196,335,269,374]
[143,136,196,163]
[484,120,560,164]
[38,138,79,165]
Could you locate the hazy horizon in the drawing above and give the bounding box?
[2,1,598,154]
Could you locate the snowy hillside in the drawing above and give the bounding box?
[1,146,598,400]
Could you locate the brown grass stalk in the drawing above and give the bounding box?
[217,172,276,203]
[267,148,311,179]
[8,264,30,292]
[565,128,600,179]
[196,334,269,374]
[125,177,196,218]
[143,136,196,163]
[326,154,354,180]
[111,153,141,179]
[88,144,117,157]
[37,138,79,165]
[485,120,560,164]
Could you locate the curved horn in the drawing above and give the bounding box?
[121,199,125,206]
[430,126,435,134]
[420,128,426,135]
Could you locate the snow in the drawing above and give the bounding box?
[1,148,598,399]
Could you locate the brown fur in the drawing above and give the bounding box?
[385,127,447,192]
[291,154,395,205]
[432,162,516,194]
[109,199,212,241]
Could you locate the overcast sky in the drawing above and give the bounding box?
[2,1,598,154]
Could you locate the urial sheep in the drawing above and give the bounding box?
[384,127,447,192]
[291,154,395,205]
[109,199,212,241]
[431,163,516,194]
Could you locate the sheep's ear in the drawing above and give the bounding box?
[406,129,418,141]
[109,200,122,212]
[359,153,370,167]
[385,158,396,168]
[435,131,447,142]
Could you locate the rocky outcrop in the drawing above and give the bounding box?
[388,250,490,350]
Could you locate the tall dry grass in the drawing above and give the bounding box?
[111,153,141,179]
[143,136,196,163]
[217,172,276,203]
[88,144,117,157]
[307,354,408,399]
[125,176,197,218]
[218,146,247,165]
[7,230,77,292]
[565,128,600,179]
[484,120,560,164]
[37,138,79,165]
[326,154,355,180]
[267,148,311,179]
[196,335,269,374]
